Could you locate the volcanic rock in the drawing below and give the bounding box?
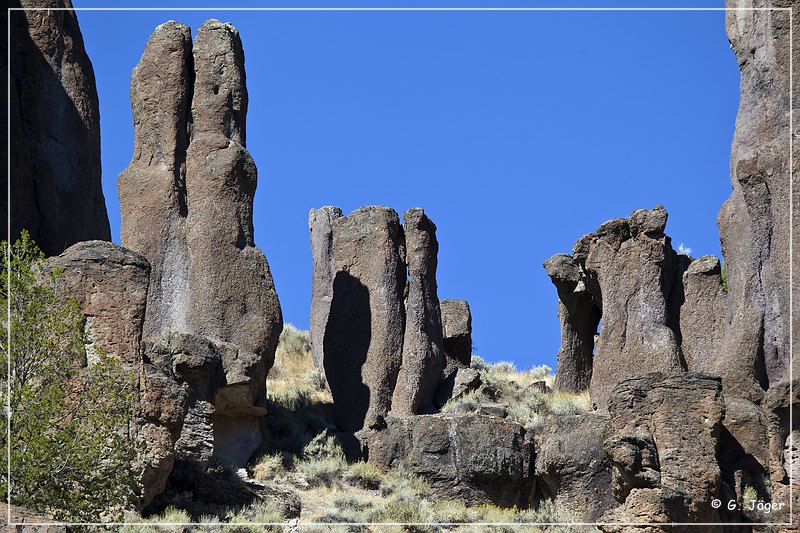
[535,413,617,522]
[48,241,188,509]
[367,413,534,508]
[601,373,724,527]
[6,0,110,257]
[719,1,797,388]
[543,253,600,392]
[323,206,406,431]
[573,206,684,411]
[119,20,282,466]
[308,206,343,387]
[392,208,445,416]
[440,299,473,372]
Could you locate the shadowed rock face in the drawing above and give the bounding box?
[6,0,110,256]
[324,206,406,431]
[367,414,534,508]
[48,241,188,510]
[308,206,344,388]
[720,1,798,388]
[391,208,445,416]
[572,206,684,411]
[543,254,600,393]
[601,373,724,528]
[119,20,282,467]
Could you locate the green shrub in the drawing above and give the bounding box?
[296,455,347,488]
[1,232,137,522]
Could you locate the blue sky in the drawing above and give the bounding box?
[72,0,738,370]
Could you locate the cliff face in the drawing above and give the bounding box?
[720,0,799,388]
[6,0,110,256]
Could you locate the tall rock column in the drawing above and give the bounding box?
[119,20,282,467]
[720,1,797,387]
[308,206,344,387]
[324,206,406,431]
[118,21,193,340]
[543,253,600,392]
[391,208,445,416]
[184,22,283,454]
[573,206,684,411]
[7,0,110,256]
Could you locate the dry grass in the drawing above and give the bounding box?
[444,356,591,435]
[268,324,331,408]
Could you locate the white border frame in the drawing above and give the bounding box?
[5,4,794,529]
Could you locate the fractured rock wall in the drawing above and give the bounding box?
[119,20,282,466]
[720,0,798,387]
[6,0,110,256]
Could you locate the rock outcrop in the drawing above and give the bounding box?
[535,413,617,522]
[600,373,724,528]
[48,241,188,510]
[323,206,406,431]
[391,209,445,416]
[7,0,110,256]
[118,20,282,466]
[440,299,473,372]
[308,206,343,387]
[543,254,600,392]
[720,1,798,389]
[573,206,684,410]
[367,414,534,508]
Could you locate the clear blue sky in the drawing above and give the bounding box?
[72,0,739,370]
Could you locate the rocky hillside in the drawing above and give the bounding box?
[4,0,798,531]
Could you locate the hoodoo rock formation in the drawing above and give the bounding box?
[323,206,406,431]
[118,20,282,467]
[308,206,344,387]
[391,208,446,416]
[546,205,685,411]
[310,206,469,429]
[6,0,111,256]
[543,254,600,393]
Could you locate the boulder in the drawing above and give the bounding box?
[535,413,617,522]
[434,367,482,408]
[440,299,473,371]
[572,206,685,411]
[543,253,600,392]
[7,0,110,257]
[308,206,343,387]
[719,0,797,389]
[717,396,771,518]
[392,208,445,416]
[119,19,282,466]
[323,206,406,431]
[367,413,534,508]
[48,241,188,509]
[600,373,724,527]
